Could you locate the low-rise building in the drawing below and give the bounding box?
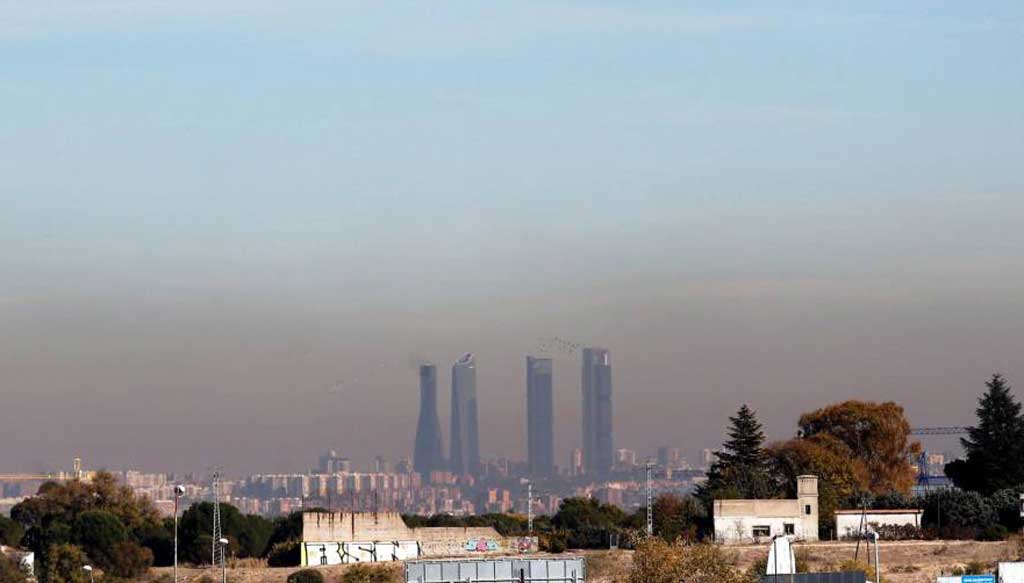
[834,509,923,539]
[713,475,819,544]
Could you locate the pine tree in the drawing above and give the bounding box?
[946,374,1024,494]
[698,404,779,506]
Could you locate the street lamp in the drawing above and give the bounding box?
[867,530,880,583]
[83,565,94,583]
[173,485,185,583]
[217,538,229,583]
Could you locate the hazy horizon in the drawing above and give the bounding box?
[2,1,1022,475]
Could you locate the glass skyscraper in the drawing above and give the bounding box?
[413,364,445,476]
[526,356,554,477]
[450,353,480,476]
[581,347,613,476]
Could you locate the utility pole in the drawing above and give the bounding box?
[646,460,654,537]
[173,485,185,583]
[212,471,223,568]
[527,482,534,534]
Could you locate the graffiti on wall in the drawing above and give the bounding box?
[510,537,539,553]
[303,540,420,566]
[464,538,500,552]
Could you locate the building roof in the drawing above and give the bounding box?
[834,509,923,515]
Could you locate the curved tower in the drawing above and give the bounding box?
[413,364,445,476]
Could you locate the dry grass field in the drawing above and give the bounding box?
[148,540,1020,583]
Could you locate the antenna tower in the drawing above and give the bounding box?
[212,470,224,568]
[645,460,654,537]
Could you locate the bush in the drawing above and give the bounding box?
[747,557,768,579]
[285,569,324,583]
[43,544,91,583]
[0,517,24,548]
[0,555,28,583]
[338,564,400,583]
[962,561,991,575]
[837,560,884,583]
[628,539,752,583]
[106,541,152,578]
[922,490,995,538]
[266,540,301,568]
[976,525,1009,541]
[542,533,566,554]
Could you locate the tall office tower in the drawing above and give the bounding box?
[526,356,554,477]
[581,347,613,476]
[450,353,481,476]
[413,365,445,476]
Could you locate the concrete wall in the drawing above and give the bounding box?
[301,512,533,566]
[834,511,922,539]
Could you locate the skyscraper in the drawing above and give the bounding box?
[581,347,613,476]
[526,356,554,477]
[450,353,480,476]
[413,365,444,476]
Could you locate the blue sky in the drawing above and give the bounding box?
[1,1,1022,472]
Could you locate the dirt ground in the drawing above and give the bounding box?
[149,541,1018,583]
[582,541,1020,583]
[740,540,1017,583]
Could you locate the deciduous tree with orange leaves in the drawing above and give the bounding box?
[770,400,920,537]
[796,400,921,494]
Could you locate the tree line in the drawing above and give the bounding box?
[0,474,306,583]
[514,373,1024,546]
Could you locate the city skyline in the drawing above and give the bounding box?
[2,2,1022,475]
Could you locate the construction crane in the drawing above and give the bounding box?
[910,427,969,487]
[0,458,91,483]
[910,427,970,436]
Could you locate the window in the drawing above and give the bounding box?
[752,525,771,537]
[784,523,795,535]
[805,504,812,515]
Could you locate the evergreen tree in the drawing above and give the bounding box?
[697,405,779,507]
[946,374,1024,495]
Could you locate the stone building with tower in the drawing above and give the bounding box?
[713,475,819,544]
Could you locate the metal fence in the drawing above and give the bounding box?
[762,572,866,583]
[405,557,586,583]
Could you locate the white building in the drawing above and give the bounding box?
[834,509,923,539]
[713,475,819,544]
